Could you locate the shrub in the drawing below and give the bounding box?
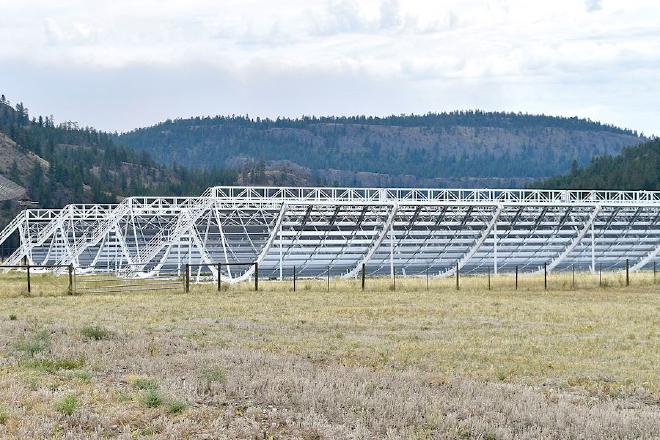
[0,405,9,425]
[142,390,163,408]
[9,314,17,321]
[166,400,187,414]
[56,394,78,416]
[16,330,50,356]
[80,325,113,341]
[129,376,158,391]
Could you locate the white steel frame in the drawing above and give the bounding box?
[1,186,659,283]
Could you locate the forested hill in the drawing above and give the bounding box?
[118,112,645,188]
[0,95,236,217]
[537,138,660,190]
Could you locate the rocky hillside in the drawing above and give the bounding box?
[119,112,645,188]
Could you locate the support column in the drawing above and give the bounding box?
[279,221,283,281]
[493,221,498,275]
[591,222,595,273]
[389,222,394,280]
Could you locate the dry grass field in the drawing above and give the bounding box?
[0,271,658,439]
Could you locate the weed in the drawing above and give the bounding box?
[129,375,159,391]
[16,330,49,356]
[203,367,227,384]
[56,394,78,416]
[147,342,160,357]
[142,389,163,408]
[68,369,92,382]
[80,324,113,340]
[9,313,17,321]
[166,400,187,414]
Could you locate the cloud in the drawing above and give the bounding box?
[0,0,658,135]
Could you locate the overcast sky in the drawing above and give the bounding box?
[1,0,659,134]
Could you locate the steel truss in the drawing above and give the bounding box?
[1,186,659,283]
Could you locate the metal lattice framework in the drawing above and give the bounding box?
[1,186,659,283]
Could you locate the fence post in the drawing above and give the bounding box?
[426,267,429,291]
[327,266,330,292]
[599,263,602,287]
[293,265,296,292]
[254,262,259,291]
[488,268,491,291]
[185,264,190,293]
[217,263,222,292]
[626,259,629,287]
[393,268,396,291]
[26,262,31,294]
[654,262,656,285]
[455,261,459,291]
[544,263,547,291]
[515,265,518,290]
[572,264,575,290]
[68,264,73,295]
[361,263,365,291]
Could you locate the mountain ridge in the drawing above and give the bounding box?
[118,111,645,188]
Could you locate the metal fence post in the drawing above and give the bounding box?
[426,267,429,291]
[361,263,365,291]
[544,263,547,291]
[393,268,396,291]
[599,263,602,287]
[515,265,518,290]
[488,268,491,291]
[293,265,296,292]
[254,262,259,291]
[626,259,629,287]
[68,264,73,295]
[327,266,330,292]
[456,261,459,291]
[26,262,31,294]
[185,263,190,293]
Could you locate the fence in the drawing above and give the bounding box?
[184,262,259,293]
[75,264,182,294]
[1,260,657,296]
[0,264,74,295]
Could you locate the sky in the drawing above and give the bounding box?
[0,0,659,134]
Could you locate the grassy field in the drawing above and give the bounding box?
[0,273,658,439]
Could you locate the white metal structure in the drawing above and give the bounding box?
[1,186,659,282]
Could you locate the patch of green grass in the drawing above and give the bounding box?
[24,357,86,373]
[142,389,163,408]
[0,405,9,425]
[166,400,187,414]
[16,330,50,356]
[129,375,159,391]
[203,367,227,384]
[56,394,78,416]
[9,313,17,321]
[65,369,92,382]
[80,324,113,340]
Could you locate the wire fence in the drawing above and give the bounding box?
[0,260,657,296]
[75,264,183,294]
[0,264,74,296]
